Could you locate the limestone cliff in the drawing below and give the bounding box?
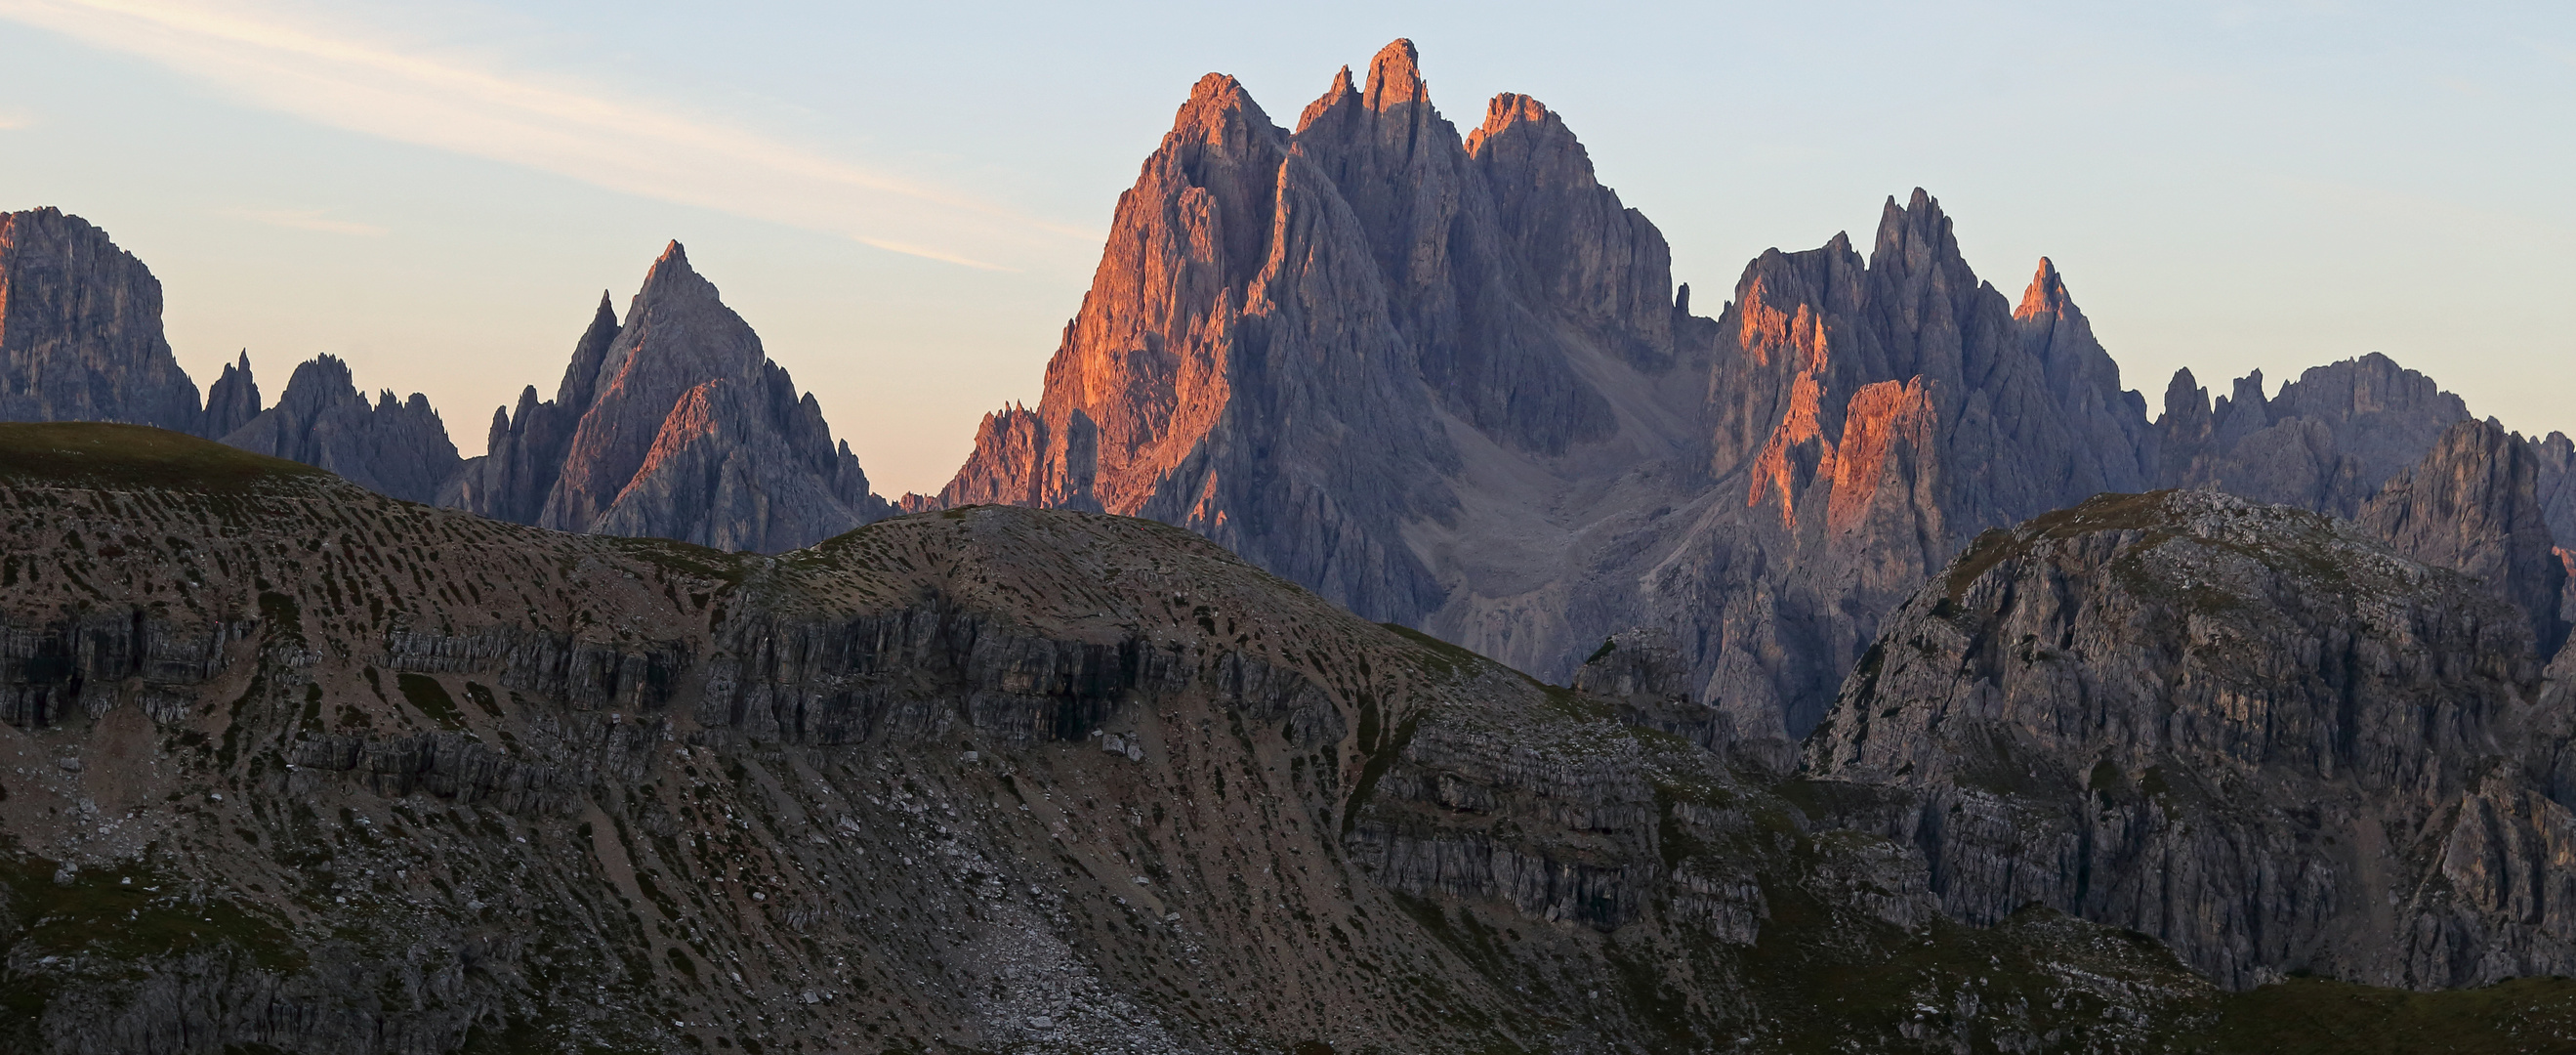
[2358,418,2569,656]
[448,245,889,552]
[1807,489,2576,990]
[217,354,460,505]
[0,208,202,433]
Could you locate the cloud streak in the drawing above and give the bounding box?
[0,106,33,129]
[0,0,1094,270]
[223,206,386,236]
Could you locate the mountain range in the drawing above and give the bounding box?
[7,38,2576,1050]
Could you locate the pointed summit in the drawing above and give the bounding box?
[528,242,887,549]
[1363,38,1427,109]
[2015,257,2073,319]
[1297,64,1359,132]
[1871,188,1959,271]
[202,349,263,439]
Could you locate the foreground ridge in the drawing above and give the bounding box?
[4,424,2574,1052]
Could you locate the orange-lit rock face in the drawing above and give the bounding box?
[1747,374,1830,528]
[624,378,727,499]
[2014,256,2071,321]
[917,38,1685,625]
[1826,378,1937,536]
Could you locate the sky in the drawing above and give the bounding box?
[1,1,2569,495]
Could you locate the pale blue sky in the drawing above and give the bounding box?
[2,1,2568,494]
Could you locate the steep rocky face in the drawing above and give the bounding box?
[915,57,1498,622]
[450,246,889,552]
[199,351,261,439]
[1650,214,2162,743]
[1807,489,2576,990]
[918,45,2178,743]
[0,208,202,433]
[2153,353,2471,516]
[2519,431,2576,572]
[440,294,618,526]
[2359,418,2569,656]
[2,422,2362,1055]
[217,354,460,504]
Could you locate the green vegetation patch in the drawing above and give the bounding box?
[396,673,467,731]
[0,422,324,491]
[0,854,304,974]
[2189,976,2576,1054]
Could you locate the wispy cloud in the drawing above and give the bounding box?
[224,206,386,236]
[0,0,1095,270]
[0,106,33,129]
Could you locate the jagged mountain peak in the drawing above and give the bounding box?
[2015,256,2074,319]
[219,351,458,504]
[1296,64,1358,131]
[1464,93,1601,193]
[1870,187,1966,277]
[1363,37,1428,109]
[1170,72,1278,151]
[630,238,717,308]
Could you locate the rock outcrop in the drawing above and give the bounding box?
[216,354,461,504]
[1807,489,2576,990]
[447,245,888,552]
[2359,418,2569,656]
[0,207,203,433]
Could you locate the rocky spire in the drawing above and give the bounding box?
[441,241,893,552]
[2013,257,2071,319]
[0,207,203,432]
[1361,38,1429,110]
[201,351,261,439]
[444,292,622,525]
[1466,92,1677,364]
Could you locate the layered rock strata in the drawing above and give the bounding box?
[0,208,203,432]
[13,423,2517,1053]
[1807,488,2576,990]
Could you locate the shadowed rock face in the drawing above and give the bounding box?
[218,354,460,505]
[2359,418,2569,656]
[447,244,889,552]
[0,208,203,433]
[15,423,2399,1055]
[2153,353,2472,518]
[1807,489,2576,990]
[1666,226,2159,742]
[200,351,261,439]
